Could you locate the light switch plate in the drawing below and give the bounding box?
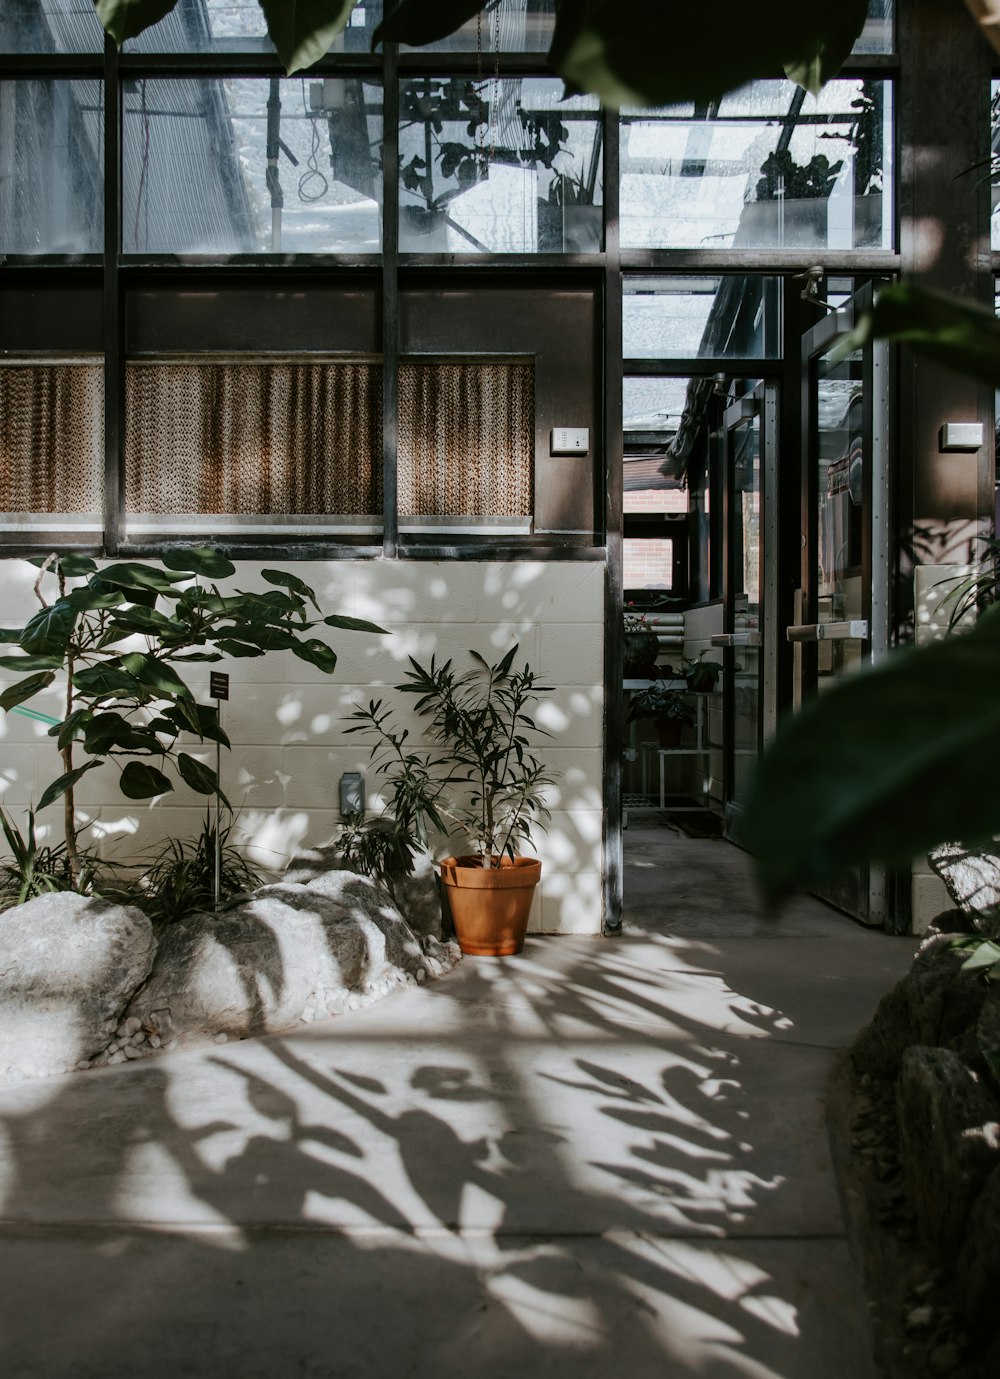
[550,427,590,456]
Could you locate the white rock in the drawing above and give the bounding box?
[124,1016,142,1036]
[108,1051,127,1065]
[0,893,156,1083]
[123,1045,141,1060]
[148,1033,161,1049]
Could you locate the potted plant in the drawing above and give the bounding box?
[623,605,661,677]
[681,654,723,693]
[627,682,694,749]
[343,645,555,957]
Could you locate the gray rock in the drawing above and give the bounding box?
[955,1164,1000,1337]
[123,869,449,1045]
[0,892,155,1082]
[897,1046,1000,1257]
[285,839,444,941]
[978,986,1000,1088]
[853,934,989,1082]
[929,845,1000,932]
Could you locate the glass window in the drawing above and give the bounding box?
[1,361,104,532]
[402,0,554,53]
[124,357,382,537]
[124,0,382,54]
[399,77,602,253]
[122,78,382,253]
[624,377,692,435]
[0,80,104,253]
[624,277,781,359]
[856,0,894,54]
[0,0,105,53]
[621,78,893,252]
[623,538,675,591]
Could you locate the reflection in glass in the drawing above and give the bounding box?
[816,348,865,681]
[124,0,381,53]
[856,0,894,54]
[624,277,781,359]
[728,409,762,805]
[403,0,554,52]
[621,79,892,251]
[123,78,382,253]
[0,0,105,52]
[0,80,103,253]
[623,377,691,434]
[399,78,602,253]
[991,82,1000,252]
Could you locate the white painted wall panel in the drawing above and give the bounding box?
[0,559,606,934]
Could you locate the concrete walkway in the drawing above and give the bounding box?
[0,835,916,1378]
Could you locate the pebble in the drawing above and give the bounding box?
[123,1044,142,1060]
[213,1033,229,1045]
[108,1051,127,1065]
[416,968,426,983]
[131,1031,145,1046]
[124,1016,142,1036]
[148,1033,161,1049]
[905,1305,934,1331]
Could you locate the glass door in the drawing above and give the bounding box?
[712,383,779,841]
[796,284,891,923]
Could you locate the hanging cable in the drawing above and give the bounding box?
[298,78,329,202]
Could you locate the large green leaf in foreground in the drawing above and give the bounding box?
[843,283,1000,387]
[744,605,1000,907]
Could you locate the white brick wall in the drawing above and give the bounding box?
[0,559,606,935]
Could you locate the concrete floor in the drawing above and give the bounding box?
[0,826,916,1378]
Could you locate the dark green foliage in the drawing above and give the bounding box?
[0,809,104,910]
[0,548,383,883]
[133,819,263,926]
[343,645,555,882]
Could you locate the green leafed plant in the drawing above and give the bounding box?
[91,0,871,98]
[0,549,383,887]
[135,817,263,926]
[342,644,555,883]
[0,807,107,910]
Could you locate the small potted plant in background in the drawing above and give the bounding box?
[681,654,723,693]
[627,682,694,749]
[342,645,555,957]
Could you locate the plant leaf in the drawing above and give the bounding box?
[372,0,484,48]
[290,638,338,674]
[108,607,188,638]
[20,600,77,657]
[119,761,173,800]
[93,0,177,44]
[73,665,144,700]
[26,553,99,579]
[745,605,1000,906]
[842,283,1000,387]
[38,760,102,811]
[0,653,63,672]
[177,751,229,805]
[161,546,237,579]
[51,709,93,750]
[257,0,358,74]
[551,0,869,108]
[121,652,194,699]
[93,562,187,597]
[83,711,163,755]
[323,614,388,634]
[0,672,56,713]
[261,568,319,611]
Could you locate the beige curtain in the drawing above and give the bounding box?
[125,359,382,515]
[0,364,103,513]
[398,360,534,517]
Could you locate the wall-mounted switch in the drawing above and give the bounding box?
[550,427,590,456]
[339,771,365,816]
[939,422,984,452]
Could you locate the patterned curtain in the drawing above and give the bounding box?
[0,363,103,513]
[398,360,534,517]
[125,359,382,516]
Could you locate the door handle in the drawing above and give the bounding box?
[785,620,869,643]
[711,632,761,648]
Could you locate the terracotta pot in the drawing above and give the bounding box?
[439,855,542,957]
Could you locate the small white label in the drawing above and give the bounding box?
[550,427,590,456]
[939,422,984,452]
